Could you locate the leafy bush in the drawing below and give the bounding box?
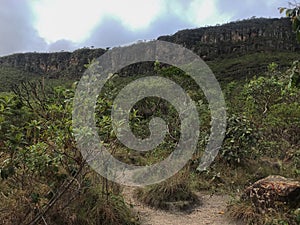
[0,82,139,225]
[264,102,300,146]
[220,114,259,165]
[279,4,300,42]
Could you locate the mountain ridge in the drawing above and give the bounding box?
[158,17,300,60]
[0,17,299,91]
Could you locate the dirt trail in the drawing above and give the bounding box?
[123,187,242,225]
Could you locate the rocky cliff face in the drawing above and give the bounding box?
[0,18,299,79]
[0,48,106,78]
[158,18,300,60]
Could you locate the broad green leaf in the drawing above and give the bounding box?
[279,7,286,14]
[286,9,293,17]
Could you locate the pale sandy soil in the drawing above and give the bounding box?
[122,187,244,225]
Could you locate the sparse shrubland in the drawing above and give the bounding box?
[1,9,300,224]
[0,54,299,225]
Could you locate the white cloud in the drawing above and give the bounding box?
[30,0,280,47]
[31,0,105,43]
[0,0,47,56]
[31,0,164,43]
[47,39,77,52]
[191,0,215,22]
[0,0,288,56]
[104,0,164,30]
[187,0,232,26]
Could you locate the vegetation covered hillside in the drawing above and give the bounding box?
[0,18,300,91]
[0,14,299,225]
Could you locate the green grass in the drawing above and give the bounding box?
[0,65,76,92]
[208,51,300,82]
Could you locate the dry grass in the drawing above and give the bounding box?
[136,170,200,211]
[227,199,300,225]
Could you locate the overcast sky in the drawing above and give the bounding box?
[0,0,290,56]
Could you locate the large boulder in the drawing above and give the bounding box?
[242,175,300,212]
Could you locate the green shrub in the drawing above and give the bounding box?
[220,114,259,165]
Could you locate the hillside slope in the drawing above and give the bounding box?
[0,18,299,91]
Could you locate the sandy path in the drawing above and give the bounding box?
[123,187,242,225]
